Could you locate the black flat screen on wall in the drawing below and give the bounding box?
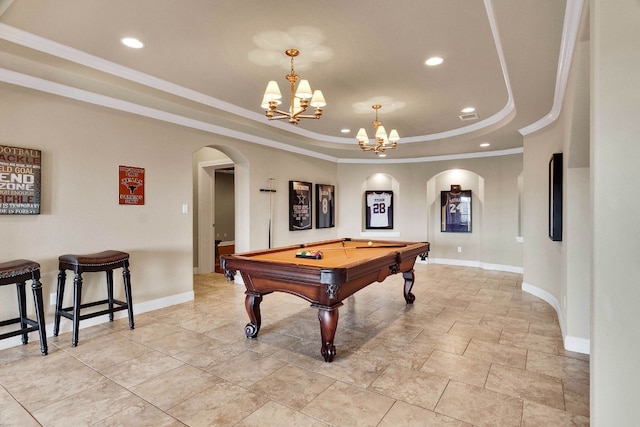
[549,153,563,241]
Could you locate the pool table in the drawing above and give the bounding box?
[221,238,430,362]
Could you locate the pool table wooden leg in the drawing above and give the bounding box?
[316,303,342,362]
[402,270,416,304]
[244,292,262,338]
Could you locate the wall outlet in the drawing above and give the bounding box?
[457,246,462,253]
[49,293,56,306]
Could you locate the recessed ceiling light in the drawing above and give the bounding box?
[425,56,444,66]
[480,143,490,147]
[121,37,144,49]
[461,107,476,113]
[340,128,350,134]
[377,153,387,158]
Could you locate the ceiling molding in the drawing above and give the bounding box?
[0,0,515,146]
[519,0,585,136]
[0,68,339,162]
[0,0,13,17]
[338,147,523,164]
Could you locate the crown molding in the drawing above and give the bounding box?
[519,0,585,136]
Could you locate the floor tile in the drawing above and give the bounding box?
[0,385,40,427]
[65,333,152,371]
[237,400,327,426]
[485,364,565,410]
[463,338,527,368]
[302,380,395,426]
[168,380,269,426]
[435,381,523,426]
[31,380,141,426]
[379,400,472,426]
[314,352,388,388]
[101,349,185,388]
[369,363,449,410]
[206,349,287,388]
[0,265,590,425]
[563,379,590,417]
[130,364,220,411]
[448,321,502,343]
[522,400,590,426]
[526,350,590,384]
[249,364,335,410]
[0,350,107,412]
[420,349,491,388]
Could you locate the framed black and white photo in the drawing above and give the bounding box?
[549,153,563,241]
[289,180,312,230]
[365,190,393,229]
[316,184,335,229]
[441,185,472,232]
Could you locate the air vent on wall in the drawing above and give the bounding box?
[459,112,479,121]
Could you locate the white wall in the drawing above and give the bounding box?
[591,0,640,422]
[337,154,523,269]
[521,0,591,354]
[0,82,524,351]
[0,83,199,337]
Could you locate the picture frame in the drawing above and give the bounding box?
[119,165,145,205]
[289,180,312,231]
[0,144,41,215]
[441,185,472,232]
[549,152,563,241]
[365,190,393,229]
[316,184,335,228]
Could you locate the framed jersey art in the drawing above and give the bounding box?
[365,190,393,229]
[441,185,472,232]
[316,184,335,228]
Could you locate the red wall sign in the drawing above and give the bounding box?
[119,165,145,205]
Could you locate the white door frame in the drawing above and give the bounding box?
[197,159,234,273]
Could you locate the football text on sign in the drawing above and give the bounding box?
[0,145,41,215]
[119,166,145,205]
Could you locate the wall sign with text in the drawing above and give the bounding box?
[289,180,312,230]
[119,165,145,205]
[0,144,41,215]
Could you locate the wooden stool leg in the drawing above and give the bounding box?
[31,274,48,355]
[16,281,28,345]
[106,270,114,321]
[72,272,83,347]
[53,270,66,336]
[122,262,134,330]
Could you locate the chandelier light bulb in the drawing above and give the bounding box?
[295,80,313,99]
[310,90,326,108]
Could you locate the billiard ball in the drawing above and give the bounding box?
[368,241,372,246]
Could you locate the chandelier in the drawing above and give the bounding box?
[261,49,326,125]
[356,104,400,156]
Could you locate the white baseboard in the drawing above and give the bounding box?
[565,335,590,354]
[427,257,523,274]
[522,281,590,355]
[0,290,194,351]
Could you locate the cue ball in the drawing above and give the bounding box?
[368,241,372,246]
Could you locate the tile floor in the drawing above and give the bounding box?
[0,264,590,426]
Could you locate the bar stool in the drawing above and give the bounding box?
[0,260,48,355]
[53,250,134,346]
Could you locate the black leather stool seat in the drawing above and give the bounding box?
[0,259,48,355]
[54,250,134,346]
